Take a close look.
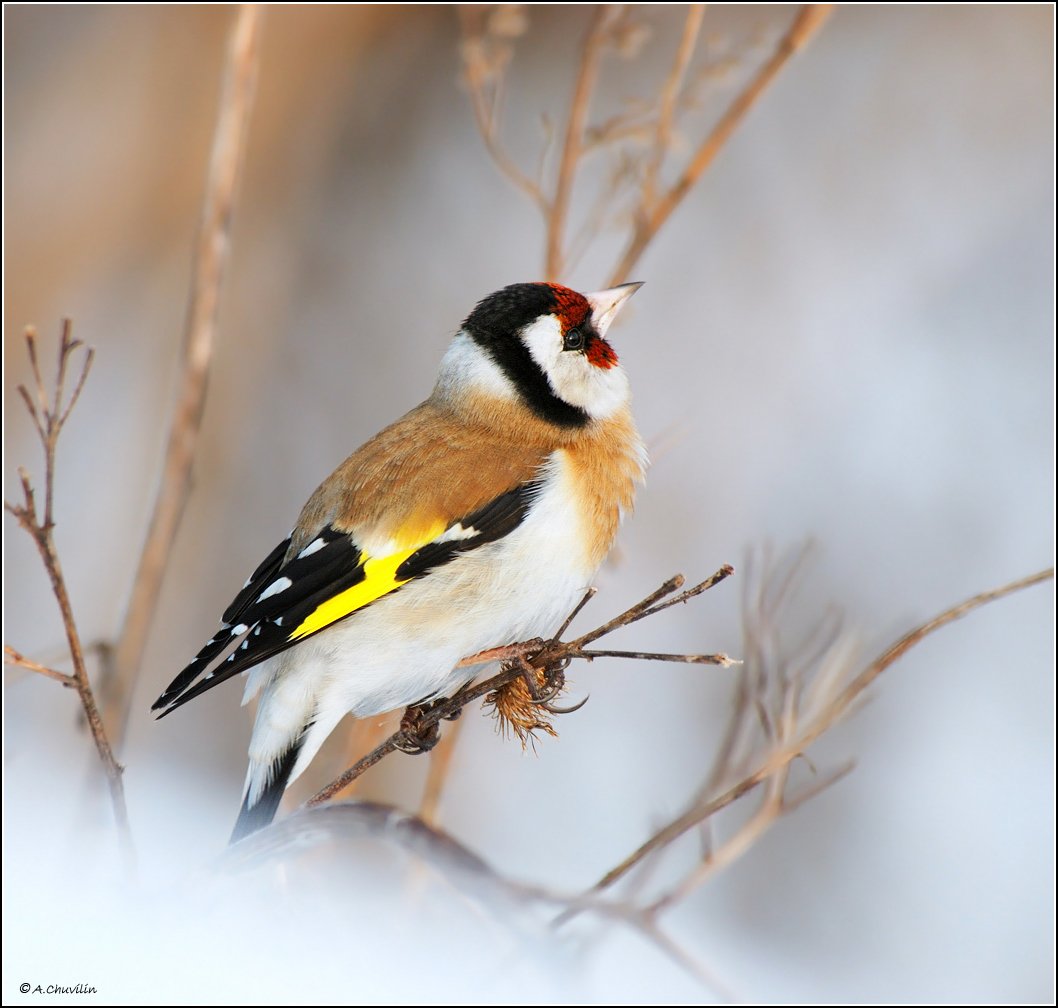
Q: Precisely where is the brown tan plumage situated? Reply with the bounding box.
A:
[153,281,646,843]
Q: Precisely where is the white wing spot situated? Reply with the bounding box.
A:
[298,537,327,559]
[274,617,284,627]
[256,577,293,602]
[231,623,248,636]
[438,523,480,544]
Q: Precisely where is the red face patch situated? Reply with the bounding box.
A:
[546,282,619,369]
[585,336,618,369]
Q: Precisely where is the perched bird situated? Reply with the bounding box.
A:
[153,281,646,842]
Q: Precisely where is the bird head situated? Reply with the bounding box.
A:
[438,281,642,428]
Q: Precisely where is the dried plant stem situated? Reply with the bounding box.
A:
[463,54,547,211]
[546,5,617,279]
[5,645,76,686]
[608,4,833,285]
[4,324,133,864]
[648,762,792,916]
[104,3,262,744]
[586,566,1053,900]
[334,714,397,799]
[462,6,833,285]
[306,567,736,807]
[640,4,706,210]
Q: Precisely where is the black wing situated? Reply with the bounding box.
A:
[152,481,540,718]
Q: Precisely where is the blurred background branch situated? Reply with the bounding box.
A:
[3,324,133,865]
[575,561,1054,911]
[218,563,1052,987]
[101,4,263,746]
[459,4,833,283]
[3,5,1052,1001]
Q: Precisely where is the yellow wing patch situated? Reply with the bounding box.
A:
[288,524,444,641]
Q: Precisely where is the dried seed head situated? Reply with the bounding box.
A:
[485,667,559,747]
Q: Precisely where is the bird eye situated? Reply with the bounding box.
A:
[563,327,585,351]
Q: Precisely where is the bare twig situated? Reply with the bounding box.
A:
[568,564,733,650]
[4,324,134,863]
[459,5,832,288]
[546,5,617,279]
[578,648,734,665]
[305,567,737,806]
[567,574,685,647]
[334,714,397,800]
[582,566,1053,901]
[609,5,833,284]
[103,3,263,744]
[645,759,855,917]
[555,586,598,639]
[458,7,547,213]
[640,4,706,211]
[5,645,76,687]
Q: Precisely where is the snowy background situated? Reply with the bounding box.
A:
[4,6,1053,1004]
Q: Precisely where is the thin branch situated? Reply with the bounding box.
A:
[103,3,263,745]
[641,4,706,211]
[569,564,733,650]
[554,586,598,640]
[5,645,76,687]
[307,734,405,805]
[334,714,396,799]
[608,4,833,285]
[546,5,616,279]
[563,151,638,275]
[456,638,545,669]
[780,758,855,813]
[465,72,549,213]
[568,575,686,649]
[583,566,1053,899]
[306,568,737,806]
[637,563,736,621]
[458,8,548,213]
[4,325,134,865]
[647,763,791,917]
[578,648,736,665]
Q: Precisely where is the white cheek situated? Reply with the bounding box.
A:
[522,316,629,419]
[521,315,564,377]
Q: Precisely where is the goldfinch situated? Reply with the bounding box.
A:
[153,281,646,842]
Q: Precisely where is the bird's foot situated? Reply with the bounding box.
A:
[395,701,442,754]
[518,655,587,714]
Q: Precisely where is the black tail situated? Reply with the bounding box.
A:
[229,738,304,845]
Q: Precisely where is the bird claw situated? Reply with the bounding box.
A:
[395,703,441,754]
[515,657,587,715]
[532,678,565,705]
[527,659,570,706]
[540,693,590,715]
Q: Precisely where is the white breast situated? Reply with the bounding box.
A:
[245,450,602,791]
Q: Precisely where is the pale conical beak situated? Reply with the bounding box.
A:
[586,282,643,338]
